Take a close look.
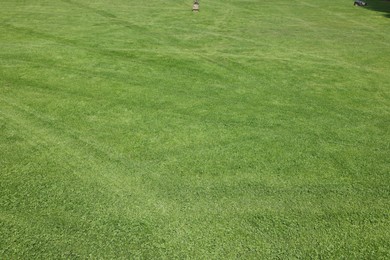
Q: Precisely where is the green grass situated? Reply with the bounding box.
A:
[1,0,389,258]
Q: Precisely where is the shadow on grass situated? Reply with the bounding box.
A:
[364,0,390,18]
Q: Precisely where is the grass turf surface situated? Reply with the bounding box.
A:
[0,0,389,258]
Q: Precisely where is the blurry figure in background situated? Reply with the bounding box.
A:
[193,0,199,12]
[354,0,367,6]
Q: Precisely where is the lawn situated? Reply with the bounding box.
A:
[0,0,389,258]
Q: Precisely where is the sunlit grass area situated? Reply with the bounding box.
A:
[0,0,389,258]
